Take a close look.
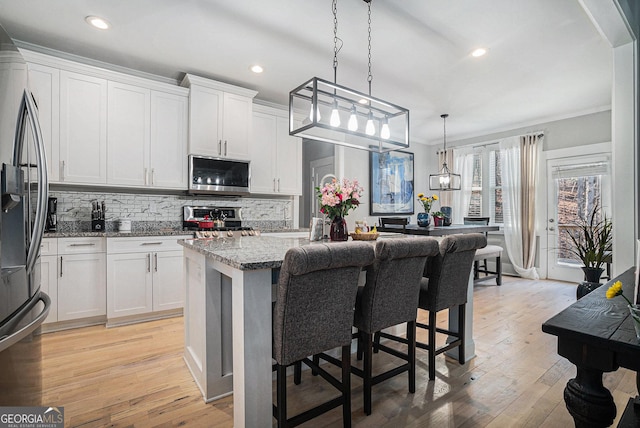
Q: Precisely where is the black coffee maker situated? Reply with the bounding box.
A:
[46,197,57,232]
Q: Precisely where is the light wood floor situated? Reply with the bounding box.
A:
[41,276,639,427]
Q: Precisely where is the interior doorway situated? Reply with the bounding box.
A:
[546,154,611,282]
[310,156,335,218]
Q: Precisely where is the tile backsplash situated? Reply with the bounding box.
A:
[50,190,294,232]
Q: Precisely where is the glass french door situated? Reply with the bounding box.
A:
[546,155,611,282]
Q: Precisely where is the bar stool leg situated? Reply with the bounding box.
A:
[342,345,352,428]
[363,332,373,415]
[276,364,287,427]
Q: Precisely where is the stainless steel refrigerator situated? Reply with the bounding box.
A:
[0,23,51,405]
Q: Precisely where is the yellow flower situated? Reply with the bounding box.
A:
[606,281,622,299]
[433,195,439,201]
[606,280,633,306]
[417,193,424,198]
[421,197,428,202]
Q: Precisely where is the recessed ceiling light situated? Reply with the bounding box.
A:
[85,16,111,30]
[471,48,487,58]
[250,65,264,74]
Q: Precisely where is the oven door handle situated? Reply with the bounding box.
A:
[0,292,50,353]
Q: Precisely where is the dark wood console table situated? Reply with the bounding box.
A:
[542,267,640,427]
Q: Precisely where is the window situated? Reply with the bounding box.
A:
[466,147,503,224]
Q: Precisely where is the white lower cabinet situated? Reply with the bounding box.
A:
[57,237,107,321]
[107,236,190,321]
[40,238,59,324]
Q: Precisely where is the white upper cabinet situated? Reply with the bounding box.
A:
[250,105,302,195]
[59,70,108,184]
[26,63,59,182]
[181,74,257,159]
[150,91,188,189]
[23,50,189,190]
[107,81,150,186]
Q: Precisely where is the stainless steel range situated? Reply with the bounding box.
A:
[183,206,259,238]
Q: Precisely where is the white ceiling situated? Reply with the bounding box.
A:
[0,0,614,145]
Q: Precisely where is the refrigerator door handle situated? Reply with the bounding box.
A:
[0,292,50,353]
[16,90,49,275]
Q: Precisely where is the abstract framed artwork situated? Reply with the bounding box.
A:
[369,150,415,215]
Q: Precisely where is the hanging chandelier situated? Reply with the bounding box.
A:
[429,114,461,191]
[289,0,409,153]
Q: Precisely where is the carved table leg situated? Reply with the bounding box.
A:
[564,367,616,427]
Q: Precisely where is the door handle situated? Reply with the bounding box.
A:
[147,253,151,273]
[218,140,222,155]
[59,256,63,277]
[224,140,228,156]
[154,253,158,272]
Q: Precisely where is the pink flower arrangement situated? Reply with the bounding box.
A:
[316,178,363,219]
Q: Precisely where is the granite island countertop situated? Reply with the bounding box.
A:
[179,235,313,270]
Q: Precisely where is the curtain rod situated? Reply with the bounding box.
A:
[440,131,545,151]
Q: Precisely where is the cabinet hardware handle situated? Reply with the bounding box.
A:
[273,178,276,192]
[224,141,227,156]
[144,167,148,186]
[141,242,163,246]
[154,253,158,272]
[218,140,222,155]
[147,253,151,272]
[151,168,155,186]
[69,243,96,247]
[59,256,63,278]
[277,178,280,192]
[61,160,65,181]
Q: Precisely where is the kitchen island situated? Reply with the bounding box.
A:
[179,234,477,427]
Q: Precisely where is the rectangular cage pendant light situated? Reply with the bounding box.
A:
[289,77,409,153]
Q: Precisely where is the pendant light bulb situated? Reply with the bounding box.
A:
[330,101,341,127]
[380,117,390,139]
[365,112,375,136]
[348,105,358,131]
[309,104,321,122]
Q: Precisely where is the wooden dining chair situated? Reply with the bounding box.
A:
[272,242,375,428]
[463,217,503,285]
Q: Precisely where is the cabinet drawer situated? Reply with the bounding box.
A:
[40,238,58,256]
[58,237,106,254]
[107,236,191,254]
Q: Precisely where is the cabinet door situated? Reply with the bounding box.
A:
[153,250,184,311]
[250,111,277,194]
[107,81,150,186]
[59,71,107,184]
[150,91,188,189]
[275,116,302,195]
[40,255,58,324]
[57,252,106,321]
[188,85,222,156]
[107,252,153,318]
[222,92,252,159]
[26,63,60,182]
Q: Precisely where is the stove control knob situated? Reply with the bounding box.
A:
[212,231,219,238]
[248,230,255,236]
[227,230,234,237]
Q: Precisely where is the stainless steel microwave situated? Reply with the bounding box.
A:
[188,155,251,195]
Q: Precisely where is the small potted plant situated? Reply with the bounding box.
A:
[431,211,445,226]
[563,204,612,298]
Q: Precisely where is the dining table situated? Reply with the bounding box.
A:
[376,222,500,361]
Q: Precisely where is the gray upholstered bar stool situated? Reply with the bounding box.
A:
[463,217,503,285]
[349,237,439,415]
[272,242,375,428]
[417,233,486,380]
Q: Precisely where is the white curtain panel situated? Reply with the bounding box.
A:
[451,146,475,224]
[500,135,541,279]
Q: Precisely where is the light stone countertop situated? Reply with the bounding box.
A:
[44,230,194,238]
